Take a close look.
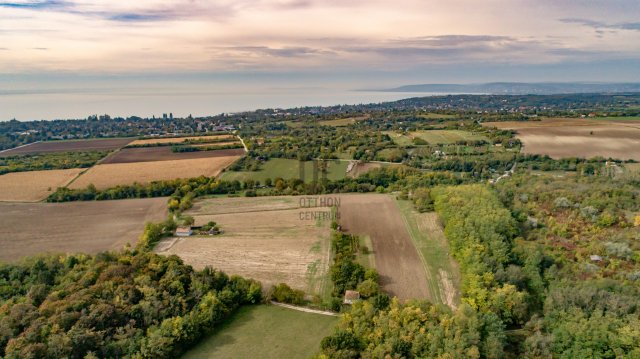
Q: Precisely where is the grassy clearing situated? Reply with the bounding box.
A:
[221,158,348,183]
[396,199,460,308]
[355,235,375,269]
[385,130,488,146]
[182,305,338,359]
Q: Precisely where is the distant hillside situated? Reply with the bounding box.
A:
[381,82,640,95]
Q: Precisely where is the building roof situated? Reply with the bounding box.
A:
[176,227,192,234]
[344,290,360,302]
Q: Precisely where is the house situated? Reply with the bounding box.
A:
[343,290,360,305]
[176,227,193,237]
[590,255,603,262]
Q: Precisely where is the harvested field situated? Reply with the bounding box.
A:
[337,194,430,300]
[0,198,167,262]
[127,135,234,146]
[0,168,84,202]
[70,156,241,189]
[101,147,245,164]
[484,118,640,160]
[0,138,132,157]
[156,196,333,294]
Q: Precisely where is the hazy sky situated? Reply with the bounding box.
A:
[1,0,640,119]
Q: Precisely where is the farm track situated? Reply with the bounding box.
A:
[270,302,339,317]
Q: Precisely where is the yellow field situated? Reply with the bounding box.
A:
[0,168,84,202]
[70,156,241,190]
[128,135,235,146]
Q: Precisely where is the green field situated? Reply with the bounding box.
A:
[418,113,458,119]
[221,158,348,183]
[385,130,489,146]
[182,305,338,359]
[396,200,460,307]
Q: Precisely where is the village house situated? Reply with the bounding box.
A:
[176,227,193,237]
[343,290,360,305]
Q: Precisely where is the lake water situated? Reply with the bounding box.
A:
[0,87,433,121]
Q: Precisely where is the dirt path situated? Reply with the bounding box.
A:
[337,194,430,301]
[270,301,339,317]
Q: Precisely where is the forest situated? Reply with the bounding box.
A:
[320,175,640,358]
[0,251,262,358]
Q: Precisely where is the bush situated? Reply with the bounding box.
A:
[271,283,305,305]
[356,279,379,298]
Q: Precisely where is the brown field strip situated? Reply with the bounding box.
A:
[0,198,167,262]
[0,168,84,202]
[70,156,241,189]
[127,135,235,146]
[337,193,430,300]
[484,118,640,160]
[0,138,132,156]
[156,196,332,293]
[101,147,245,164]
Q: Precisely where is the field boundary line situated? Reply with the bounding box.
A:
[0,141,40,155]
[270,301,339,317]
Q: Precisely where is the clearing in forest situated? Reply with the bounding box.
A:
[182,305,338,359]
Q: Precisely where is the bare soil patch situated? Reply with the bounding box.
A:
[337,194,430,300]
[101,147,245,164]
[156,196,332,294]
[70,156,241,189]
[0,138,132,157]
[0,198,167,262]
[0,168,84,202]
[484,118,640,160]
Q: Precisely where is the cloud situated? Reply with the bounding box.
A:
[0,0,236,23]
[560,17,640,32]
[0,0,70,10]
[217,46,333,58]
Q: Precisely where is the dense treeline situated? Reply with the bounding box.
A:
[0,251,261,358]
[320,300,506,359]
[47,167,469,206]
[494,174,640,357]
[0,151,108,175]
[432,185,530,326]
[170,143,243,152]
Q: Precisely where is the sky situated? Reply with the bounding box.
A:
[1,0,640,119]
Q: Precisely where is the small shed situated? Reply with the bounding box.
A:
[590,255,603,262]
[344,290,360,305]
[176,227,193,237]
